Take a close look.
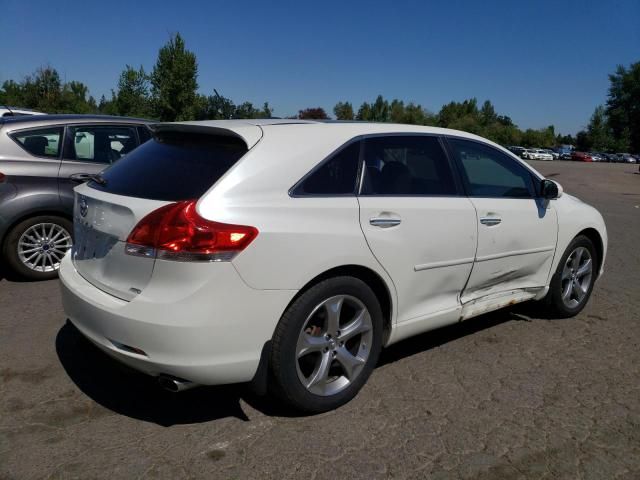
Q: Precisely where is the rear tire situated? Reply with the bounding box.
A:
[270,276,383,413]
[544,235,597,318]
[2,215,73,281]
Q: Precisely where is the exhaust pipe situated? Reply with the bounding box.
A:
[157,374,197,392]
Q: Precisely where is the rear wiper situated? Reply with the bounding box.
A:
[70,173,108,185]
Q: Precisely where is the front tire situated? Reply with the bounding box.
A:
[270,276,383,413]
[544,235,597,318]
[2,215,73,280]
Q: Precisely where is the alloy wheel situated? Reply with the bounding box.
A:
[17,223,72,273]
[560,246,593,309]
[295,295,373,396]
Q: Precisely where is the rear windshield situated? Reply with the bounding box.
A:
[89,131,247,201]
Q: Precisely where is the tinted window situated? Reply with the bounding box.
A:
[89,131,247,201]
[449,138,535,198]
[138,126,152,144]
[68,126,138,164]
[12,127,63,158]
[293,141,361,195]
[360,135,456,195]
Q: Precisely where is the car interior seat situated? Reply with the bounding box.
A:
[23,136,48,156]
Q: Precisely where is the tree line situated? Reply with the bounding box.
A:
[1,33,637,152]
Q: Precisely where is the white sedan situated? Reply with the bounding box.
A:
[60,120,607,412]
[523,148,554,160]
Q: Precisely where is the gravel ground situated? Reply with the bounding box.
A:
[1,160,639,479]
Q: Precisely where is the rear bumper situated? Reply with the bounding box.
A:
[59,254,296,386]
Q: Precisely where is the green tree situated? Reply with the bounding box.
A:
[298,107,329,119]
[586,106,613,151]
[98,94,117,115]
[150,33,198,121]
[234,101,271,119]
[575,130,592,152]
[556,133,575,146]
[113,65,151,117]
[606,61,640,152]
[356,101,372,121]
[480,100,497,125]
[0,80,25,106]
[333,101,354,120]
[438,98,479,127]
[60,81,96,113]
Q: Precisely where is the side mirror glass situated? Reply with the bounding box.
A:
[541,179,562,199]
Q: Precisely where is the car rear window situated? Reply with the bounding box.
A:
[88,131,247,201]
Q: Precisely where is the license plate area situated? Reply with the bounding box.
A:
[72,220,119,261]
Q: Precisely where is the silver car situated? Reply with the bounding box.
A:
[0,114,151,280]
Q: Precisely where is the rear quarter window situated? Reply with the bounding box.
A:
[11,127,63,158]
[89,131,247,201]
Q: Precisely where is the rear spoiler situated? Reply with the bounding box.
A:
[149,122,263,149]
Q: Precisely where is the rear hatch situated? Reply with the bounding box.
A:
[71,125,256,300]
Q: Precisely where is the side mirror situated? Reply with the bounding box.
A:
[541,179,562,199]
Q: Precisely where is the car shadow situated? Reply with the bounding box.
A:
[56,321,252,425]
[0,264,43,283]
[56,304,539,425]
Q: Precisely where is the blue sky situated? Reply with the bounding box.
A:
[2,0,638,134]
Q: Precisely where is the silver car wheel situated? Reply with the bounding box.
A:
[17,222,72,273]
[560,246,593,309]
[295,295,373,396]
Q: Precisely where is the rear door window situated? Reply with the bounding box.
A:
[67,125,138,164]
[89,131,247,201]
[360,135,457,195]
[12,127,63,158]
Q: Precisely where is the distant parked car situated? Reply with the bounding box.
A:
[523,149,553,161]
[618,153,637,163]
[0,114,152,279]
[0,106,46,117]
[571,152,593,162]
[508,146,526,157]
[542,149,559,160]
[589,153,604,162]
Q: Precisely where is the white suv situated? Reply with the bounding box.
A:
[60,120,607,412]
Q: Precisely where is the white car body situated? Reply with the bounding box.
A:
[60,120,607,394]
[527,149,554,161]
[544,149,560,160]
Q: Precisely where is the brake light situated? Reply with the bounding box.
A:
[0,172,5,183]
[125,200,258,262]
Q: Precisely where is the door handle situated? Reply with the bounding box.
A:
[370,217,401,228]
[69,173,93,183]
[480,217,502,226]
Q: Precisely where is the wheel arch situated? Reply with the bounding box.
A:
[285,264,394,345]
[1,209,72,245]
[249,264,394,396]
[577,227,604,275]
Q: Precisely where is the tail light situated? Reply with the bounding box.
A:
[0,172,5,183]
[125,200,258,262]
